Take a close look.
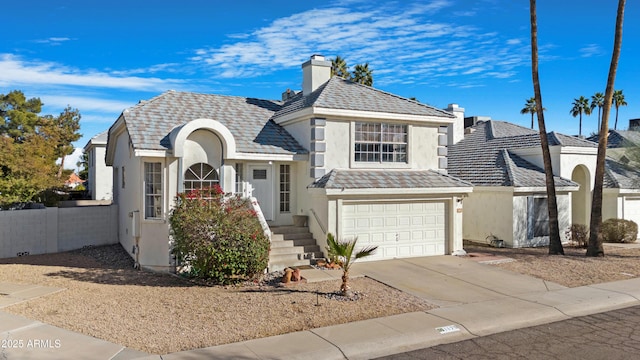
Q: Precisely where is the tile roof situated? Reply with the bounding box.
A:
[120,91,307,155]
[588,129,640,148]
[273,77,456,119]
[309,169,472,189]
[604,159,640,189]
[448,120,580,188]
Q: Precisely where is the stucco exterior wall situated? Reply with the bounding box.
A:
[88,145,113,201]
[411,125,439,170]
[0,205,118,259]
[602,191,620,221]
[463,189,514,245]
[324,120,350,169]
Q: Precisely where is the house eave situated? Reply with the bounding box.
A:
[323,186,473,196]
[231,152,309,162]
[275,106,455,126]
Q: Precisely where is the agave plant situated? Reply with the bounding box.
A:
[326,233,378,298]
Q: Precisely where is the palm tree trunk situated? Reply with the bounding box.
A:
[614,106,619,130]
[531,113,534,129]
[588,0,625,257]
[579,113,583,137]
[341,270,352,297]
[598,107,602,133]
[530,0,564,255]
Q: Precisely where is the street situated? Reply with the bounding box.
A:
[377,305,640,360]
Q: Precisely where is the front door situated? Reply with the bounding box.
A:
[248,165,273,220]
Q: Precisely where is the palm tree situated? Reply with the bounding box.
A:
[331,56,349,78]
[591,92,605,133]
[521,97,545,129]
[588,0,626,257]
[352,63,373,86]
[613,89,628,129]
[530,0,564,255]
[570,96,592,137]
[326,233,377,298]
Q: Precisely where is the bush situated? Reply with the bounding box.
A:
[565,224,589,248]
[169,186,270,284]
[600,219,638,243]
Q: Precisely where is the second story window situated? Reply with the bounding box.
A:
[354,122,407,163]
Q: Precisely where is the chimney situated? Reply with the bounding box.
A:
[302,55,331,96]
[281,88,296,101]
[446,103,465,145]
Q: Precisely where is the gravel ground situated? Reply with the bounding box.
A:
[2,242,639,354]
[0,245,434,354]
[464,242,640,287]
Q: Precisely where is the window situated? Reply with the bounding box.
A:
[144,162,162,219]
[184,163,219,193]
[235,163,244,194]
[279,164,290,212]
[528,197,549,238]
[354,122,407,163]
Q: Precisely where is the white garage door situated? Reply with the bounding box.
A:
[625,199,640,239]
[341,201,447,261]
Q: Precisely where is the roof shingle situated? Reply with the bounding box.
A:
[310,169,472,189]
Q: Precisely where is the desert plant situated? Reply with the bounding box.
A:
[600,218,638,243]
[169,186,270,284]
[326,233,378,298]
[565,224,589,248]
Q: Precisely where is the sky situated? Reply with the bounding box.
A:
[2,0,639,171]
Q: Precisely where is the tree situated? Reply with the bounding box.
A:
[352,63,373,86]
[530,0,564,255]
[331,55,349,78]
[45,106,82,178]
[570,96,592,138]
[591,92,605,133]
[0,90,43,142]
[521,97,545,129]
[0,90,81,206]
[613,89,628,130]
[588,0,626,257]
[326,233,377,298]
[77,152,89,181]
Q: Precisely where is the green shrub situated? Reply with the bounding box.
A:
[601,219,638,243]
[169,186,270,284]
[565,224,589,248]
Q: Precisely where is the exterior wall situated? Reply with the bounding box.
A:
[602,191,620,221]
[512,192,571,247]
[0,205,118,259]
[411,125,439,170]
[88,145,113,200]
[463,189,514,245]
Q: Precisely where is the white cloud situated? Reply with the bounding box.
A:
[0,54,184,91]
[57,147,84,171]
[41,95,131,113]
[580,44,603,58]
[191,2,530,88]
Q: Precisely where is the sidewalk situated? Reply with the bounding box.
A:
[2,256,640,359]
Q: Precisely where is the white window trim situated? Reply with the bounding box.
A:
[143,161,164,222]
[350,121,411,169]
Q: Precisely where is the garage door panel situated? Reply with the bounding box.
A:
[342,201,447,260]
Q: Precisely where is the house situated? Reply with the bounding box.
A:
[83,130,113,201]
[105,55,472,272]
[64,172,85,189]
[448,119,640,247]
[586,126,640,165]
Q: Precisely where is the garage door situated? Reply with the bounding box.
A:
[625,199,640,239]
[341,201,447,261]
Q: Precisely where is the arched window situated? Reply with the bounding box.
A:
[184,163,219,192]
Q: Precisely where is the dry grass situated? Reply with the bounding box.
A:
[464,242,640,287]
[0,245,433,354]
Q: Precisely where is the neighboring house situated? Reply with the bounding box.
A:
[83,130,113,201]
[587,127,640,165]
[65,172,85,189]
[449,120,640,247]
[105,55,472,271]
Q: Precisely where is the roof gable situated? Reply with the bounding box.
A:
[117,91,307,155]
[448,121,581,188]
[273,77,455,120]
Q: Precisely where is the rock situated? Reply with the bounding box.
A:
[282,268,293,283]
[292,268,301,282]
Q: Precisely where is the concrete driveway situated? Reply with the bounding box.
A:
[354,255,567,307]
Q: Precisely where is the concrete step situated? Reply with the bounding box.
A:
[270,244,322,255]
[270,226,309,234]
